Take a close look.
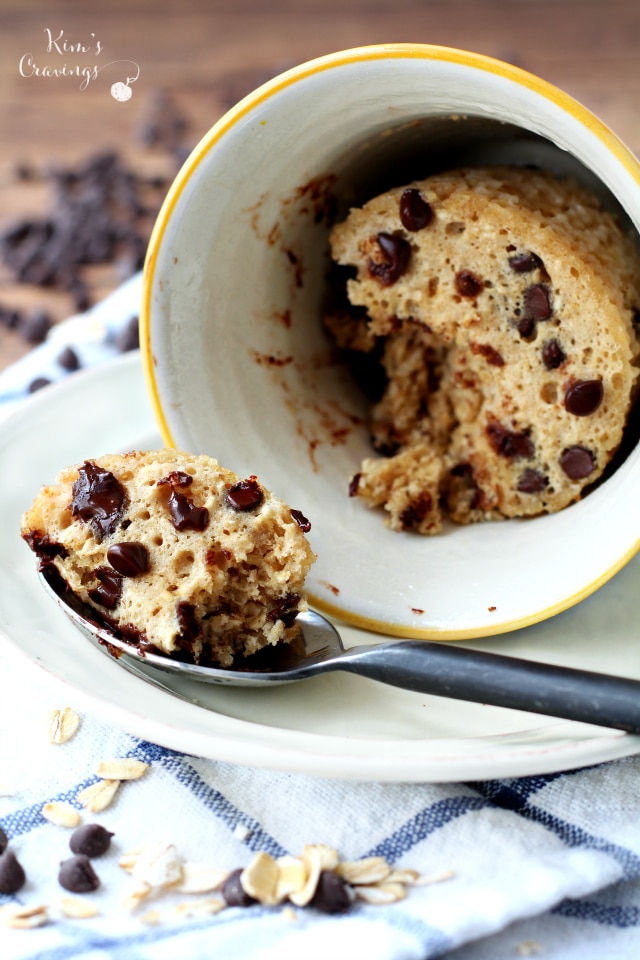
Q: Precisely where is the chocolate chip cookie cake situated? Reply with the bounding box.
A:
[327,166,640,533]
[21,450,315,665]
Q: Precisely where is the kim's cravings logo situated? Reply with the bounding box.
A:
[19,28,140,101]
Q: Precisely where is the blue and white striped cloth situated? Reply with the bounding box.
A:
[1,279,640,959]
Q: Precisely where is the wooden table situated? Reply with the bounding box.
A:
[1,0,639,371]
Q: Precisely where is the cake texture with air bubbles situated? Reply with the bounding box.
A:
[327,166,640,533]
[21,449,316,665]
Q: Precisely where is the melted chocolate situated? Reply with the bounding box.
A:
[88,566,122,610]
[157,472,209,531]
[226,477,264,511]
[71,461,126,541]
[107,541,149,577]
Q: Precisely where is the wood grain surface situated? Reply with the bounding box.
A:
[1,0,639,371]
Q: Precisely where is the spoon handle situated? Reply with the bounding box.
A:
[339,642,640,733]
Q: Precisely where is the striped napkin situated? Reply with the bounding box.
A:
[1,278,640,959]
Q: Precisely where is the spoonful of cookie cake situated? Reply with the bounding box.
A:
[22,449,640,734]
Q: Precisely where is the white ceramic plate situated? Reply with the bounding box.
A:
[2,352,640,782]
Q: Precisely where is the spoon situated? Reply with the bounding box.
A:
[39,569,640,733]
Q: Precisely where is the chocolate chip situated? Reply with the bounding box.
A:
[58,854,100,893]
[107,542,149,577]
[19,308,52,343]
[486,422,534,460]
[71,461,127,541]
[0,304,21,328]
[517,468,548,493]
[222,868,257,907]
[564,379,603,416]
[177,602,200,642]
[57,345,80,371]
[157,472,209,531]
[542,339,566,370]
[290,509,311,532]
[166,489,209,531]
[508,251,544,273]
[515,316,536,339]
[69,823,113,858]
[88,566,122,609]
[28,377,52,393]
[399,189,433,231]
[399,490,433,530]
[115,315,140,353]
[523,284,551,321]
[560,445,596,480]
[0,850,26,894]
[367,233,411,286]
[348,473,362,497]
[226,477,264,511]
[309,869,352,914]
[0,827,8,855]
[266,594,301,628]
[455,270,483,298]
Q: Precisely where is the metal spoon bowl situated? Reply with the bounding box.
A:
[39,569,640,734]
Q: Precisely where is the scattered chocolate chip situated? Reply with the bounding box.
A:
[222,868,257,907]
[486,422,534,460]
[226,477,264,511]
[0,850,26,894]
[560,445,596,480]
[115,315,140,353]
[28,377,52,393]
[71,461,127,541]
[19,308,52,343]
[523,283,551,321]
[399,189,433,231]
[508,251,544,273]
[309,869,352,914]
[88,566,122,609]
[107,542,149,577]
[348,473,361,497]
[69,823,113,858]
[517,468,548,493]
[57,345,80,371]
[542,339,566,370]
[564,379,603,416]
[136,89,189,152]
[368,233,411,286]
[0,826,8,855]
[470,342,505,366]
[399,490,433,530]
[290,509,311,532]
[0,304,20,328]
[58,854,100,893]
[454,270,483,298]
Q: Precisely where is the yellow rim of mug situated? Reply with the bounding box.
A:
[140,42,640,641]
